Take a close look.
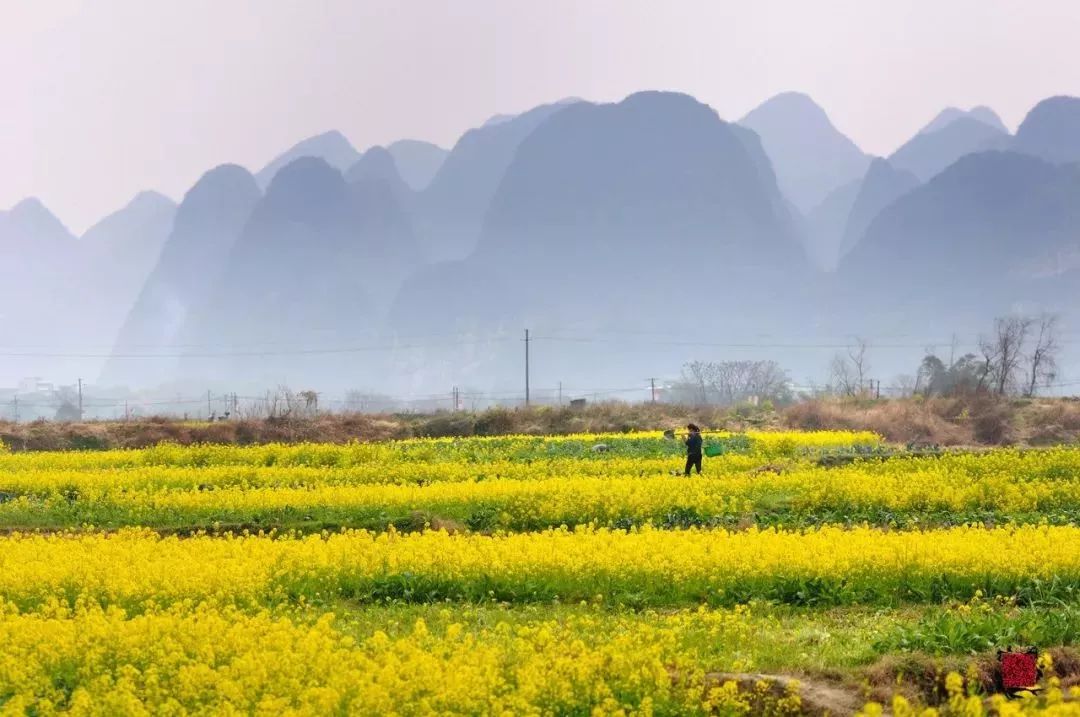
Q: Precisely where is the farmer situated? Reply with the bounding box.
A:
[684,423,703,476]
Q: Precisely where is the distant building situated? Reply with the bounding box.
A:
[18,377,55,395]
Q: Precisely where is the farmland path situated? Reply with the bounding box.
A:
[704,672,873,716]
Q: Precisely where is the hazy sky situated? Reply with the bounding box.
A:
[5,0,1080,233]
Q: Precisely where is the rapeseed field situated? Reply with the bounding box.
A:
[2,430,1079,714]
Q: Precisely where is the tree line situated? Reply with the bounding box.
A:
[671,313,1063,407]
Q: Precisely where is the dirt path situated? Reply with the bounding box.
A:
[704,672,873,716]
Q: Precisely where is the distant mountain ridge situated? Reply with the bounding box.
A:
[345,146,414,213]
[839,151,1080,327]
[889,116,1008,181]
[396,91,807,341]
[101,165,261,387]
[7,89,1080,394]
[0,197,77,335]
[739,92,871,212]
[387,91,812,388]
[919,106,1008,135]
[412,98,583,262]
[174,157,418,389]
[385,140,447,190]
[1013,96,1080,164]
[839,158,919,258]
[255,130,361,189]
[804,179,863,271]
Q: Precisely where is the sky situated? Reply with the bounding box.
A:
[5,0,1080,234]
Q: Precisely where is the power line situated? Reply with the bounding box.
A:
[0,329,522,352]
[0,337,515,359]
[5,330,1080,359]
[532,335,1079,350]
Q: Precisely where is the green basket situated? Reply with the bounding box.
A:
[703,444,725,458]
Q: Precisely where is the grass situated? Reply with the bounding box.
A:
[326,601,1080,697]
[326,602,894,676]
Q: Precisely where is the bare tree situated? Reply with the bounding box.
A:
[681,361,711,404]
[848,337,869,393]
[975,338,997,394]
[891,374,917,398]
[711,360,789,404]
[829,338,869,396]
[746,361,790,401]
[1025,314,1060,397]
[344,390,396,413]
[979,316,1033,396]
[298,390,319,416]
[829,353,857,396]
[673,360,791,405]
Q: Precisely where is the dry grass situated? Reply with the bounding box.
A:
[0,403,758,452]
[2,397,1078,452]
[863,647,1080,705]
[783,396,1080,447]
[863,652,998,705]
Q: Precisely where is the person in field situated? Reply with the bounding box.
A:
[684,423,703,476]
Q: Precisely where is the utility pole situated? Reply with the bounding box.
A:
[452,386,460,411]
[124,400,130,421]
[524,329,530,407]
[558,381,562,406]
[648,378,657,404]
[77,378,83,420]
[207,390,213,419]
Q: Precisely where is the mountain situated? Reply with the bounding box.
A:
[0,198,76,305]
[804,179,863,271]
[1013,96,1080,164]
[739,92,871,212]
[3,197,72,237]
[77,191,176,338]
[0,198,78,383]
[920,106,1008,135]
[482,113,516,128]
[476,91,804,278]
[345,146,413,211]
[730,123,799,221]
[81,191,175,276]
[1,197,76,297]
[390,92,811,389]
[479,99,581,129]
[385,139,448,191]
[100,165,261,387]
[0,193,177,386]
[413,99,582,262]
[405,92,802,331]
[383,259,523,392]
[889,116,1007,181]
[838,158,919,258]
[255,130,361,189]
[175,157,418,388]
[839,151,1080,327]
[0,197,74,263]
